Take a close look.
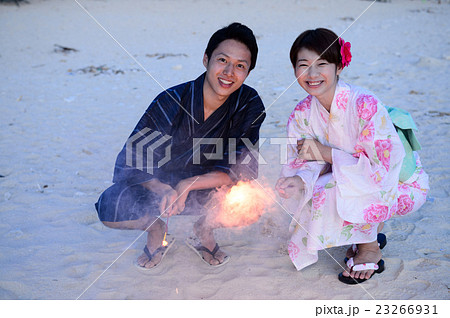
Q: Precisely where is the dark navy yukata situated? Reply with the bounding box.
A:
[95,73,266,222]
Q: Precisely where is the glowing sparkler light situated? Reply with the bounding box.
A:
[162,231,168,247]
[225,183,251,207]
[212,181,274,227]
[161,217,169,246]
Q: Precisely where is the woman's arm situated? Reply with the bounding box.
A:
[297,139,333,164]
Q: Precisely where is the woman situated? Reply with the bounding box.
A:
[275,28,429,284]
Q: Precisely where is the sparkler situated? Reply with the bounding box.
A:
[211,181,274,227]
[162,216,169,246]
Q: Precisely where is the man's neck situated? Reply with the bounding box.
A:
[203,97,224,121]
[202,83,228,121]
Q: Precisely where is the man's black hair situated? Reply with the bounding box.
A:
[204,22,258,71]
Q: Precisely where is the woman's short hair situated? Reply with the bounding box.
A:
[205,22,258,72]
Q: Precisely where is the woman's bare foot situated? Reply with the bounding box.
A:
[193,216,227,266]
[345,222,385,260]
[136,219,166,269]
[345,244,357,260]
[342,240,382,280]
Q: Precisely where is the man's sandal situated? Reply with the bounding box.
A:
[135,235,175,270]
[186,236,230,267]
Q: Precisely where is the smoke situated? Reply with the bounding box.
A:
[206,180,275,228]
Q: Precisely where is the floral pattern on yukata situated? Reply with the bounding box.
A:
[281,81,430,270]
[359,121,375,142]
[335,90,349,110]
[374,139,393,171]
[363,204,392,223]
[357,94,378,121]
[287,95,312,127]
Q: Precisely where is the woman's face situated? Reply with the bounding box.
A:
[294,47,342,109]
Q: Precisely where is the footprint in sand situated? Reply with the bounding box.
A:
[95,277,129,291]
[410,258,441,272]
[0,281,28,299]
[379,258,404,282]
[387,221,415,241]
[260,217,285,238]
[375,278,431,300]
[72,212,99,225]
[0,287,18,299]
[4,229,24,239]
[0,223,11,236]
[407,279,431,292]
[299,264,325,282]
[416,248,446,260]
[62,254,92,278]
[65,263,91,279]
[184,277,221,299]
[398,278,433,300]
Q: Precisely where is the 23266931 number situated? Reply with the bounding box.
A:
[375,305,438,315]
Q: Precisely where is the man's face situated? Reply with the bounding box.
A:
[203,39,251,101]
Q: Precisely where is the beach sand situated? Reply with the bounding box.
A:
[0,0,449,300]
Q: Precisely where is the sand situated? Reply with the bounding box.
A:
[0,0,449,300]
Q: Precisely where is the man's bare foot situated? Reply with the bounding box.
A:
[342,240,382,280]
[136,220,166,269]
[193,217,228,266]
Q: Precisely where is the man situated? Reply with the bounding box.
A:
[95,22,266,268]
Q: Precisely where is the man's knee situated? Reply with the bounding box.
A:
[101,220,121,229]
[100,216,161,231]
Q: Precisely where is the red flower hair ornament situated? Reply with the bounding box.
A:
[338,37,352,68]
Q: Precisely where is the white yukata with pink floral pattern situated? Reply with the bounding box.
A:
[281,81,429,271]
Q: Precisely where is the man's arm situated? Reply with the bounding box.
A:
[171,171,233,214]
[141,178,174,195]
[176,171,233,193]
[141,171,233,217]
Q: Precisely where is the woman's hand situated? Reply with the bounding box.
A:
[297,139,333,164]
[275,176,305,199]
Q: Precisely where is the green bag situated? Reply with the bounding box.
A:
[385,106,421,182]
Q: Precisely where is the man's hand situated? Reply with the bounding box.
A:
[141,179,182,217]
[275,176,304,199]
[143,172,233,217]
[297,139,333,164]
[173,180,192,214]
[159,187,181,217]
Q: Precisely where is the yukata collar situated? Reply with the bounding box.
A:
[329,80,350,111]
[309,80,349,114]
[334,79,350,96]
[195,71,243,117]
[192,71,234,124]
[195,72,206,89]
